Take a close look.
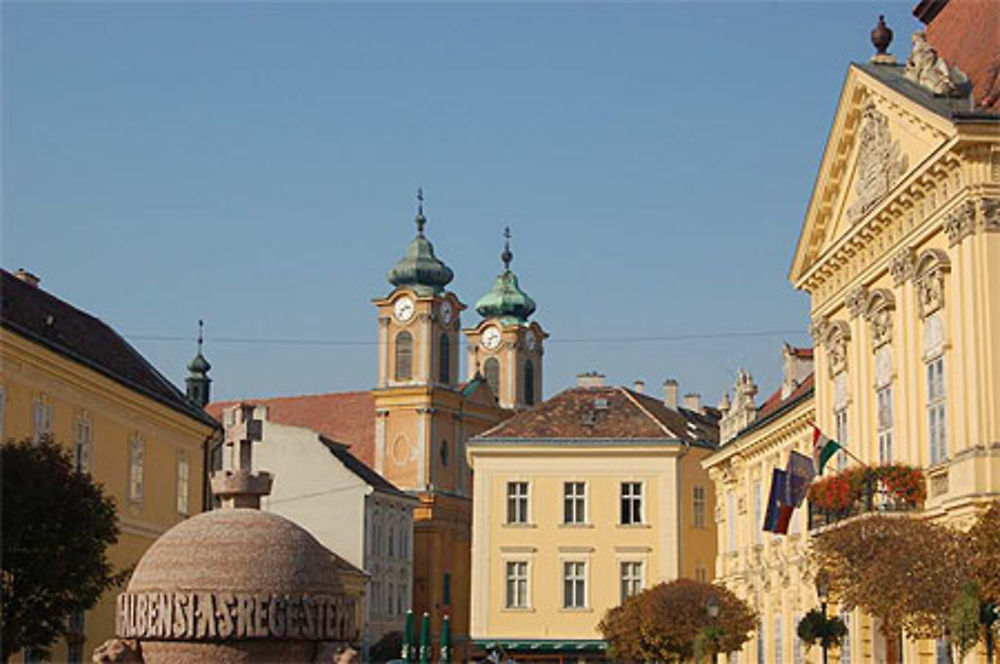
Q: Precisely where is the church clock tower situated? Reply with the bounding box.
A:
[465,228,547,410]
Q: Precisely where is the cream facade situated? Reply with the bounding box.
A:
[0,269,218,663]
[468,380,719,661]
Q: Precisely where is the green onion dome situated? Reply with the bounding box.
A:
[387,194,454,294]
[475,228,536,321]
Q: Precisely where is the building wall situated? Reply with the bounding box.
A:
[469,442,718,646]
[0,330,213,663]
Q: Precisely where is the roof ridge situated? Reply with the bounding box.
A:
[619,387,678,438]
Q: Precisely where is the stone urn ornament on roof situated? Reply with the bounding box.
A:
[94,404,363,664]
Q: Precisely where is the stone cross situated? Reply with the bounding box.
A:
[224,403,263,472]
[212,403,272,509]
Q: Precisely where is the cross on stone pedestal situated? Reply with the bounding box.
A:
[224,403,263,472]
[211,403,272,509]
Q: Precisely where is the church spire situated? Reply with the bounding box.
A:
[475,227,536,321]
[186,319,212,408]
[386,188,454,294]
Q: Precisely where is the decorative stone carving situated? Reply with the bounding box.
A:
[845,285,869,318]
[93,639,142,663]
[904,31,970,97]
[720,369,758,444]
[809,318,829,345]
[914,249,951,319]
[823,321,851,378]
[890,247,915,286]
[981,197,1000,232]
[864,289,895,349]
[847,102,909,224]
[945,200,976,246]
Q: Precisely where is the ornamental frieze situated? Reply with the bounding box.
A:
[945,200,976,246]
[846,101,909,224]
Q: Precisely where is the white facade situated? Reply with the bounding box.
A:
[223,405,416,653]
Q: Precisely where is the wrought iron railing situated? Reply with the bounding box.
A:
[808,475,922,530]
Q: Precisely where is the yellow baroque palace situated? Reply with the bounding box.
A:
[1,269,220,663]
[706,17,1000,664]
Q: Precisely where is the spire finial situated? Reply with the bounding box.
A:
[415,187,426,235]
[501,226,513,271]
[197,319,204,353]
[870,14,895,64]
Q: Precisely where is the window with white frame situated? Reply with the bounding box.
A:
[774,615,783,663]
[505,561,528,608]
[563,561,586,608]
[506,481,529,524]
[33,396,52,444]
[620,482,643,525]
[564,481,586,524]
[877,385,893,465]
[757,618,765,664]
[927,356,947,465]
[620,561,642,601]
[128,434,145,503]
[793,613,804,664]
[727,491,735,551]
[835,407,849,470]
[176,453,190,514]
[840,611,852,664]
[74,412,92,473]
[753,480,762,545]
[693,485,706,528]
[934,637,949,664]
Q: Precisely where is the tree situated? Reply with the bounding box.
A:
[811,514,968,643]
[598,579,757,662]
[1,438,121,662]
[967,500,1000,607]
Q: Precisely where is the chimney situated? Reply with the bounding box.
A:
[663,379,678,410]
[633,380,645,394]
[684,393,703,413]
[577,371,605,388]
[15,269,40,288]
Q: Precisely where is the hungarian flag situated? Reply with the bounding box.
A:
[811,424,842,474]
[763,468,795,535]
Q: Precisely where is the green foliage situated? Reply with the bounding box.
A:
[599,579,757,663]
[796,609,848,650]
[948,583,981,660]
[1,437,121,662]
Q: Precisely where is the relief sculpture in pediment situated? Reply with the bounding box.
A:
[847,101,908,224]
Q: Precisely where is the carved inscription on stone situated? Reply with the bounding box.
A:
[847,102,909,224]
[115,592,358,642]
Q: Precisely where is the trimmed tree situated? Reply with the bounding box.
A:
[599,578,757,662]
[1,438,121,662]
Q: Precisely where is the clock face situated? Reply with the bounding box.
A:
[393,296,415,322]
[482,326,502,350]
[440,300,453,324]
[525,330,537,351]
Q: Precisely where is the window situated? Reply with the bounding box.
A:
[440,439,449,467]
[927,356,947,464]
[74,412,92,473]
[793,614,804,664]
[835,408,849,470]
[620,561,642,601]
[395,331,413,381]
[753,481,762,545]
[67,611,86,664]
[563,561,586,608]
[934,637,949,664]
[563,482,586,524]
[757,619,765,664]
[524,360,535,406]
[484,357,500,397]
[0,386,6,440]
[388,527,395,557]
[693,485,707,528]
[176,453,190,514]
[877,385,893,465]
[505,561,528,608]
[695,565,707,583]
[443,572,451,605]
[839,611,852,664]
[774,615,783,663]
[129,434,145,503]
[727,491,735,551]
[32,397,52,444]
[620,482,643,525]
[507,481,528,524]
[439,334,450,384]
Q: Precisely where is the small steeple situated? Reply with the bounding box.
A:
[185,320,212,408]
[475,227,536,321]
[386,188,455,294]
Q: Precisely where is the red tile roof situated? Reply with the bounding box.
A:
[207,391,376,466]
[790,347,814,359]
[478,386,719,445]
[754,373,815,421]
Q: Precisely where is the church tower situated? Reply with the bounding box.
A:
[465,228,547,410]
[185,320,212,408]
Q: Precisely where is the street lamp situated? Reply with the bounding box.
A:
[706,594,720,664]
[815,571,831,664]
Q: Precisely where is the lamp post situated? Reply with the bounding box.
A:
[816,571,831,664]
[706,594,720,664]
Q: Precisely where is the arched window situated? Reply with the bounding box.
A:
[395,331,413,381]
[440,439,449,466]
[439,334,450,384]
[484,357,500,397]
[524,360,535,406]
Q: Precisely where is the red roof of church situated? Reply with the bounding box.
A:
[207,391,376,466]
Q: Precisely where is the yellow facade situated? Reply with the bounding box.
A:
[1,279,217,662]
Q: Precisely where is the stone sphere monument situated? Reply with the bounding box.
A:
[95,404,364,663]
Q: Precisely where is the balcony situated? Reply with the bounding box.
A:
[807,464,926,530]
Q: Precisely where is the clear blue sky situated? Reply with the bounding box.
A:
[2,2,924,405]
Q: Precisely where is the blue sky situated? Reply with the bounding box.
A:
[2,2,925,405]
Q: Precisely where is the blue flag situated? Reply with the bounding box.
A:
[786,450,816,508]
[763,468,794,534]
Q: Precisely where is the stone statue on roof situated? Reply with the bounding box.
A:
[904,30,969,97]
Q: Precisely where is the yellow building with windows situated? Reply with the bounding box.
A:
[468,374,719,662]
[0,268,219,663]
